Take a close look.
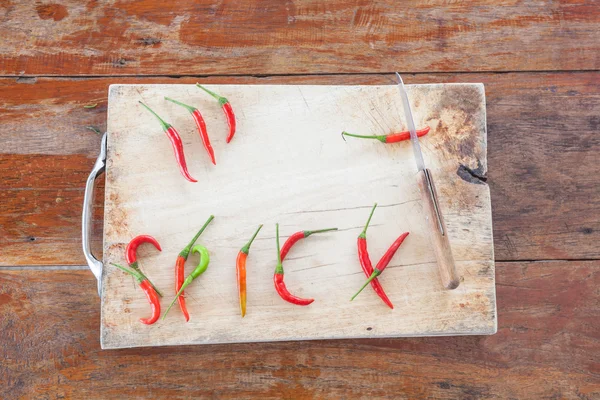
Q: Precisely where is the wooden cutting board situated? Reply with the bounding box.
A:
[102,83,495,349]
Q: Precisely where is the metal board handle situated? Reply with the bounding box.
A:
[82,132,107,296]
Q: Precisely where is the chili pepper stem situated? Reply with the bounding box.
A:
[139,101,170,131]
[341,131,386,143]
[275,223,284,274]
[351,270,381,301]
[241,224,263,254]
[196,84,229,105]
[359,203,377,239]
[164,97,197,114]
[304,227,338,237]
[163,277,192,319]
[111,262,145,282]
[180,215,215,259]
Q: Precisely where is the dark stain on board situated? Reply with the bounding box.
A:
[36,3,68,21]
[457,160,488,185]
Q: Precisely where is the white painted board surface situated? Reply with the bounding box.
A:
[102,83,495,349]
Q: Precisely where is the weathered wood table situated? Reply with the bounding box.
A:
[1,1,598,398]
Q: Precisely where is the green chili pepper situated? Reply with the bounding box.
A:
[163,244,210,319]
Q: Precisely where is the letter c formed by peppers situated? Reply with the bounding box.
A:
[273,224,312,306]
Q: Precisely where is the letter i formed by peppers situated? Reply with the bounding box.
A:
[172,215,214,321]
[164,97,216,165]
[236,224,263,318]
[163,244,210,320]
[196,84,236,143]
[139,101,197,183]
[111,262,161,325]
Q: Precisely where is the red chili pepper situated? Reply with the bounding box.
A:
[111,262,161,325]
[164,97,216,165]
[174,215,215,321]
[374,232,410,273]
[342,126,430,143]
[356,203,394,309]
[125,235,162,296]
[139,101,197,183]
[236,224,263,318]
[273,223,314,306]
[196,84,236,143]
[352,231,410,301]
[280,228,338,261]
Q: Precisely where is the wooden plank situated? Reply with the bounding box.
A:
[0,73,598,265]
[101,83,493,347]
[0,1,598,76]
[1,261,598,398]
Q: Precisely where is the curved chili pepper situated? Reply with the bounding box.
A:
[125,235,162,296]
[273,223,314,306]
[342,126,430,143]
[174,215,215,321]
[164,97,216,165]
[111,262,160,325]
[352,231,410,301]
[164,244,210,319]
[356,203,394,309]
[139,101,197,183]
[280,228,338,261]
[236,224,263,317]
[196,84,236,143]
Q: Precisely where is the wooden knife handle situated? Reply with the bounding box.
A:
[417,169,460,290]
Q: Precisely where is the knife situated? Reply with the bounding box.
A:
[395,73,459,290]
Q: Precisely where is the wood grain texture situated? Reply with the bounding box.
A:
[1,261,598,398]
[1,72,598,265]
[0,1,598,76]
[101,83,493,347]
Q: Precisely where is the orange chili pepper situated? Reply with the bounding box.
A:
[235,224,263,317]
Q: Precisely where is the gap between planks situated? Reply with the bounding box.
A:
[3,258,600,271]
[2,69,600,81]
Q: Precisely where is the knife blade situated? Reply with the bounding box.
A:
[396,72,426,172]
[395,73,459,290]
